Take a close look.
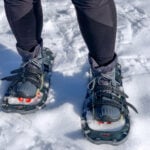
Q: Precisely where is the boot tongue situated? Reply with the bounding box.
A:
[89,55,117,76]
[97,68,116,86]
[17,45,41,62]
[17,45,42,70]
[89,55,117,86]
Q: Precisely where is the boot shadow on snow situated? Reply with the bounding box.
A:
[46,64,89,140]
[46,62,88,116]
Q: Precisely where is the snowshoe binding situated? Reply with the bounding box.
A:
[1,45,54,113]
[81,55,138,145]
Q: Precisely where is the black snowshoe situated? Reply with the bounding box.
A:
[1,45,54,113]
[81,55,138,145]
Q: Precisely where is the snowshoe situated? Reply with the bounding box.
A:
[1,45,54,114]
[81,55,138,145]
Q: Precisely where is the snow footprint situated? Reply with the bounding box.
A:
[117,1,150,44]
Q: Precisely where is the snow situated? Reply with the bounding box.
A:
[0,0,150,149]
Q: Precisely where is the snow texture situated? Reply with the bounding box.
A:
[0,0,150,149]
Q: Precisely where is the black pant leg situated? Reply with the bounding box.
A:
[72,0,117,66]
[4,0,43,51]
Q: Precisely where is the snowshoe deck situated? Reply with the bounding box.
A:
[81,97,130,145]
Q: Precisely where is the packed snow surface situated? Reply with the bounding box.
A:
[0,0,150,149]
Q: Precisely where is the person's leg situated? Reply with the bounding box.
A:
[4,0,43,51]
[72,0,137,144]
[72,0,117,66]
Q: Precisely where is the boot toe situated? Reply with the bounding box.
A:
[95,105,121,122]
[16,81,37,98]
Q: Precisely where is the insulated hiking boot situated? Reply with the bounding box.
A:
[81,55,138,145]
